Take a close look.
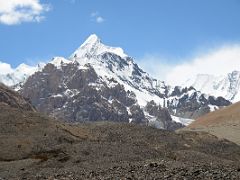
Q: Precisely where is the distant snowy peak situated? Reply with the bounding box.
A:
[0,63,43,87]
[0,57,73,88]
[15,63,38,75]
[184,70,240,102]
[70,34,128,59]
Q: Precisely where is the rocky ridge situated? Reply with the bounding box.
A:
[0,83,35,111]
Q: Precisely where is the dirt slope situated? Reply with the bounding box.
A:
[184,102,240,145]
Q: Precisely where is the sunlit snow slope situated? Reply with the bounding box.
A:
[185,71,240,103]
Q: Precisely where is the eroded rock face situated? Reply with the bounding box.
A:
[22,56,196,130]
[0,83,35,111]
[145,101,184,130]
[21,63,147,124]
[166,86,231,119]
[130,105,146,124]
[20,57,232,129]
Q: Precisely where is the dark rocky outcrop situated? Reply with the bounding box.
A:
[145,100,184,130]
[167,87,231,119]
[129,104,146,124]
[0,83,35,111]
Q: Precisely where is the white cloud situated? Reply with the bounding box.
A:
[0,61,14,74]
[90,11,98,18]
[96,16,105,23]
[138,54,172,80]
[91,11,105,24]
[138,44,240,86]
[166,45,240,86]
[0,0,50,25]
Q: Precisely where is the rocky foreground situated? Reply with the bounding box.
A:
[0,105,239,179]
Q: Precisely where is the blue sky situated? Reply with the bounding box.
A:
[0,0,240,75]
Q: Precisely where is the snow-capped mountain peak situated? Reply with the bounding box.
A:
[70,34,127,59]
[50,57,71,68]
[68,35,160,107]
[80,34,101,48]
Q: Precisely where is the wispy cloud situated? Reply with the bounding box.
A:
[139,44,240,86]
[138,54,173,81]
[0,61,14,74]
[64,0,76,4]
[0,58,47,75]
[96,16,105,23]
[91,11,105,24]
[0,0,51,25]
[166,44,240,86]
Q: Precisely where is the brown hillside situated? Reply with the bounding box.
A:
[185,102,240,145]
